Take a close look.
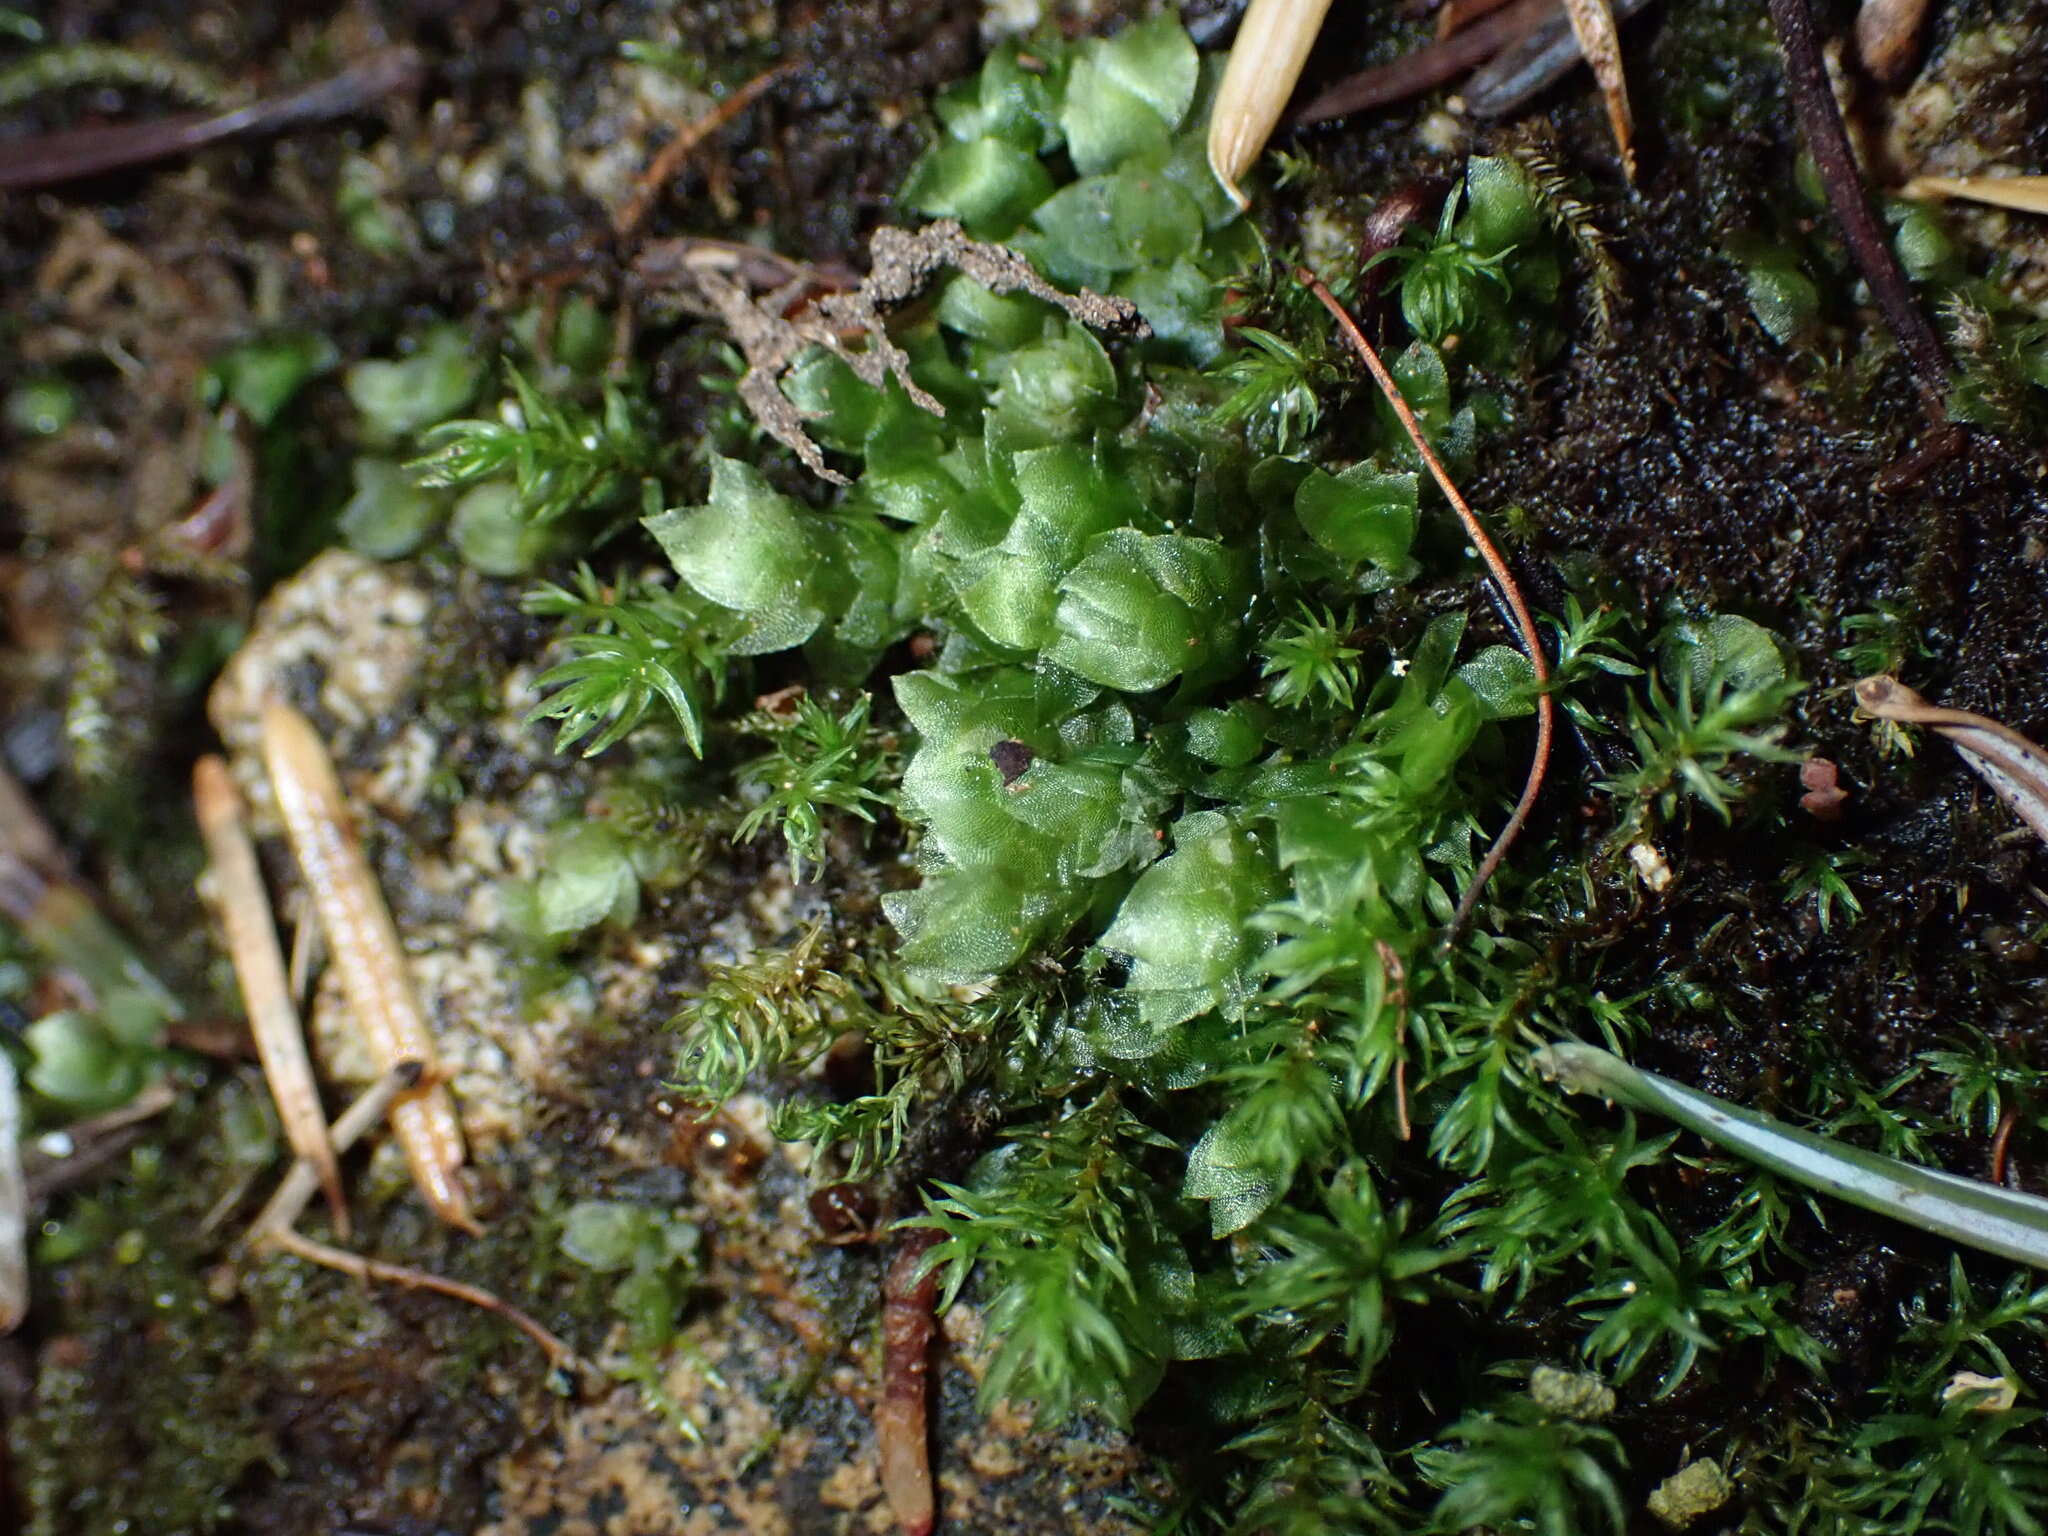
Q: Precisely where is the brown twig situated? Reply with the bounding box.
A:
[1763,0,1950,398]
[878,1228,943,1536]
[265,1227,576,1369]
[0,47,422,192]
[1296,269,1556,940]
[613,62,795,242]
[1293,0,1556,124]
[243,1063,574,1367]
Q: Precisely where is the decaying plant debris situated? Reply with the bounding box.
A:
[646,218,1148,482]
[4,0,2048,1533]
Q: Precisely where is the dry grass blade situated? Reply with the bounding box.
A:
[1855,676,2048,847]
[1901,174,2048,218]
[1296,270,1556,940]
[1207,0,1335,209]
[1557,0,1636,181]
[0,1052,25,1334]
[260,700,479,1235]
[194,755,347,1236]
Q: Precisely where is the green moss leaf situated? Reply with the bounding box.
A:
[1046,529,1244,693]
[337,457,446,559]
[1098,812,1281,1027]
[535,823,641,937]
[645,457,829,654]
[346,326,485,441]
[1455,645,1537,720]
[1058,13,1196,176]
[211,331,338,427]
[1032,169,1204,275]
[1460,156,1542,256]
[900,136,1056,236]
[1293,463,1420,577]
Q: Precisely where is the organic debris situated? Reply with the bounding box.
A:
[261,700,478,1234]
[1208,0,1337,208]
[1854,674,2048,847]
[193,754,346,1234]
[673,219,1146,482]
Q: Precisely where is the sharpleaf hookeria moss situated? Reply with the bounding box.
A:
[286,14,2048,1534]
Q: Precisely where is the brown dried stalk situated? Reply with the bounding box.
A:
[1854,676,2048,847]
[1556,0,1636,181]
[260,700,479,1235]
[878,1228,943,1536]
[614,61,794,241]
[246,1063,577,1371]
[1764,0,1951,398]
[0,47,421,192]
[194,755,347,1235]
[1297,270,1556,939]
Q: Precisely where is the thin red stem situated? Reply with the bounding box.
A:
[1297,269,1556,940]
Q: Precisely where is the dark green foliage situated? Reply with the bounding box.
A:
[734,692,897,878]
[1416,1391,1628,1536]
[498,20,1970,1533]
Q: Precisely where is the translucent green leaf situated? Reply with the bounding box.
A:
[1456,644,1537,719]
[1059,12,1195,175]
[211,331,338,427]
[1120,256,1226,367]
[1659,613,1791,694]
[989,323,1121,437]
[1293,463,1419,574]
[1459,155,1541,257]
[345,326,484,441]
[338,457,447,559]
[535,823,641,937]
[1047,529,1235,692]
[1032,169,1203,275]
[1098,813,1280,1027]
[899,136,1056,236]
[645,457,828,654]
[450,482,554,576]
